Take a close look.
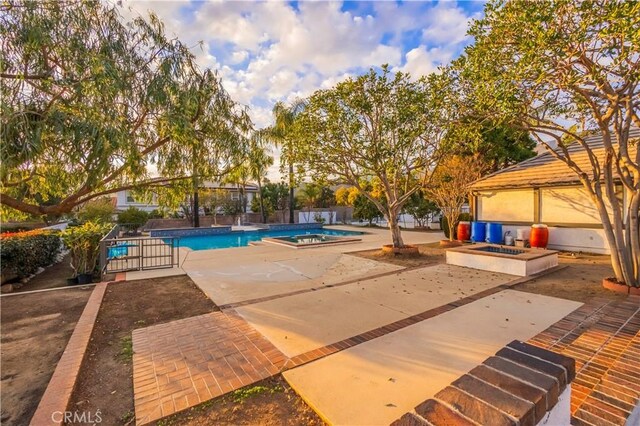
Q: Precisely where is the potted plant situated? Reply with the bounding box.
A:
[62,222,112,284]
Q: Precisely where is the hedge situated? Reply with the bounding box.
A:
[1,230,62,281]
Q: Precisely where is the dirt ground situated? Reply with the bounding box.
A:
[351,242,445,268]
[154,376,324,426]
[513,253,628,303]
[9,254,76,293]
[0,286,93,426]
[68,276,217,425]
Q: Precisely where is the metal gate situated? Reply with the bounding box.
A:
[100,229,179,274]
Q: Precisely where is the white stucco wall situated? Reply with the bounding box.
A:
[477,189,535,222]
[476,185,617,254]
[501,225,610,254]
[115,190,159,212]
[541,187,602,224]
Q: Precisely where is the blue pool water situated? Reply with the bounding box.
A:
[174,228,363,251]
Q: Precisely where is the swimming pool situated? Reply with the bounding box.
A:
[175,228,364,251]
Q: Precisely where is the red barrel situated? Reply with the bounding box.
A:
[530,224,549,248]
[457,221,471,242]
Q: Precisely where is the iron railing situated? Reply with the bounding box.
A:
[99,225,179,274]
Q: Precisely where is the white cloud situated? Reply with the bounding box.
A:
[121,0,478,179]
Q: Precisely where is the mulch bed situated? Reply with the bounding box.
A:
[1,287,93,426]
[351,242,445,268]
[513,254,628,303]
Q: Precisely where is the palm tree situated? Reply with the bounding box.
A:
[298,183,321,223]
[267,99,306,223]
[247,131,274,223]
[224,164,250,225]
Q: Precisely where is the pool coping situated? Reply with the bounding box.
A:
[261,235,362,249]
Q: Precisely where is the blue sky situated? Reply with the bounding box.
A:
[122,0,485,178]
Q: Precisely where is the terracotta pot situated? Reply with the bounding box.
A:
[381,244,420,255]
[439,239,463,248]
[601,277,638,295]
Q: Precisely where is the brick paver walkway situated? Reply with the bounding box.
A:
[528,295,640,425]
[132,310,287,424]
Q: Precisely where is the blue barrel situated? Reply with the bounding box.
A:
[471,222,486,243]
[486,222,503,244]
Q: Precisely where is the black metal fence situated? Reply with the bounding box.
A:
[99,225,179,274]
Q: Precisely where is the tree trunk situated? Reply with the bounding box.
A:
[388,209,404,248]
[288,163,295,224]
[258,180,266,223]
[193,189,200,228]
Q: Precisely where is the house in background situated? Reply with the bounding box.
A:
[114,190,159,213]
[470,130,638,254]
[112,182,258,214]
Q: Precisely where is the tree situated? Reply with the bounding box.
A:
[247,132,274,223]
[295,66,446,248]
[224,165,251,221]
[425,156,483,241]
[76,198,115,224]
[0,0,250,218]
[298,183,321,223]
[404,192,439,228]
[268,100,307,223]
[200,189,227,224]
[453,122,536,173]
[459,0,640,286]
[261,182,290,223]
[353,193,380,226]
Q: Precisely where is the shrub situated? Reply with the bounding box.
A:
[77,198,115,223]
[61,222,112,276]
[117,207,149,231]
[0,230,62,280]
[440,212,472,239]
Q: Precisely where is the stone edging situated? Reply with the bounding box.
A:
[29,282,108,426]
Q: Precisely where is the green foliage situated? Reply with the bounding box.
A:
[61,221,111,275]
[458,0,640,285]
[261,182,290,222]
[440,213,471,240]
[117,207,149,230]
[230,384,283,403]
[452,123,536,173]
[1,0,251,217]
[0,229,61,280]
[317,186,335,208]
[353,194,380,225]
[404,192,439,228]
[221,197,243,219]
[294,66,449,247]
[118,336,133,363]
[77,198,115,224]
[251,195,273,217]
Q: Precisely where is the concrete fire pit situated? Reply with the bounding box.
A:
[446,243,558,276]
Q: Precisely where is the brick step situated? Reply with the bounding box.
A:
[526,296,640,426]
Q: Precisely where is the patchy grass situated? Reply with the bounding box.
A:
[118,336,133,363]
[230,384,283,403]
[154,376,323,426]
